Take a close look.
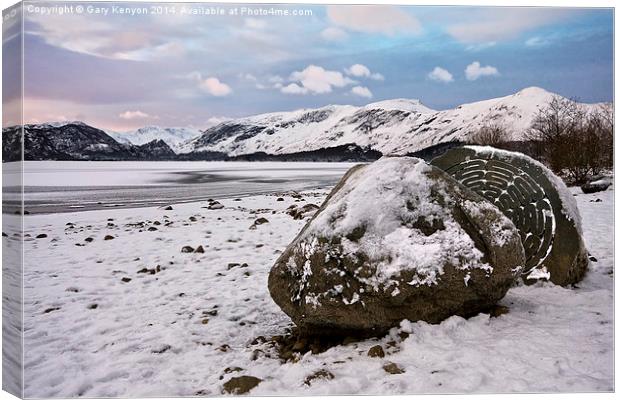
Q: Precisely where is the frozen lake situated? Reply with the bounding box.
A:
[3,161,357,214]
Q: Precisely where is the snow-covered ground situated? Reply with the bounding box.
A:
[12,183,613,397]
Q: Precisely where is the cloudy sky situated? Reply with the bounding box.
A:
[3,3,614,130]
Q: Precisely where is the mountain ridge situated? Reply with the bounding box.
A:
[3,87,609,162]
[179,86,607,156]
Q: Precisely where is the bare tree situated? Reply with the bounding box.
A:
[470,123,509,147]
[527,96,614,184]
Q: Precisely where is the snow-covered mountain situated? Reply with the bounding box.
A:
[6,87,608,162]
[109,126,202,153]
[179,87,605,156]
[2,123,177,161]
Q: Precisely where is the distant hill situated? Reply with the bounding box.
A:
[2,87,608,162]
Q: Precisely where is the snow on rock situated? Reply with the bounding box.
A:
[269,157,525,335]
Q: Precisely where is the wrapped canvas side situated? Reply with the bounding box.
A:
[2,2,24,398]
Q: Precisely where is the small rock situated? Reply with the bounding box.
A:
[194,245,205,253]
[222,376,262,395]
[87,304,98,310]
[121,277,132,283]
[152,344,172,354]
[84,237,94,242]
[36,233,48,239]
[163,206,173,210]
[43,307,61,314]
[581,178,612,194]
[367,345,385,358]
[201,318,209,325]
[589,255,598,262]
[224,366,244,374]
[137,267,156,275]
[147,227,158,231]
[276,197,284,201]
[255,217,269,225]
[181,246,195,253]
[104,235,115,240]
[304,369,334,386]
[383,362,404,374]
[208,202,225,210]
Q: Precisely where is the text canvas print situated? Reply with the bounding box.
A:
[1,1,614,398]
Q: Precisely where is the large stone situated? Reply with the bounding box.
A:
[431,145,588,286]
[581,177,612,194]
[268,157,525,336]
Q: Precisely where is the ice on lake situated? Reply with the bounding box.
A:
[3,161,356,214]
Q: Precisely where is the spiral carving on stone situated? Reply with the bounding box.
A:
[444,158,555,273]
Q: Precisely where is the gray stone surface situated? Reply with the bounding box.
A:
[431,146,588,286]
[268,157,525,336]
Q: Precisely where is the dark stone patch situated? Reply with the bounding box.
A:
[383,362,405,374]
[367,345,385,358]
[222,376,262,394]
[304,369,334,386]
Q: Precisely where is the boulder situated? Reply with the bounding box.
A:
[581,177,612,194]
[431,145,588,285]
[268,157,525,336]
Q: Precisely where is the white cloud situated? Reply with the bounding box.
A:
[119,110,153,120]
[327,5,422,35]
[200,77,232,96]
[446,9,575,44]
[465,42,497,52]
[351,86,373,98]
[345,64,384,81]
[346,64,371,78]
[281,83,309,95]
[288,65,354,94]
[321,27,349,42]
[428,67,454,83]
[189,72,232,96]
[370,73,385,81]
[268,75,284,84]
[525,36,550,47]
[465,61,499,81]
